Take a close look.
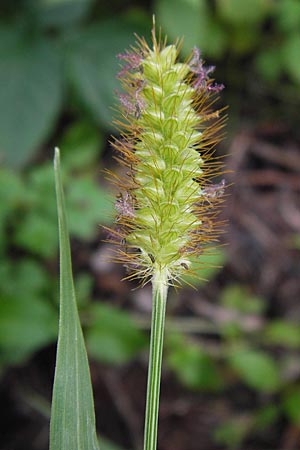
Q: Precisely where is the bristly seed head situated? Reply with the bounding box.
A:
[108,26,226,285]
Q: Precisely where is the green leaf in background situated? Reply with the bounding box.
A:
[219,285,265,339]
[216,0,270,25]
[199,18,228,59]
[255,47,282,82]
[0,167,24,252]
[50,148,100,450]
[214,417,251,450]
[100,437,130,450]
[75,273,94,308]
[59,120,103,170]
[0,259,57,366]
[37,0,95,28]
[0,294,57,366]
[25,163,58,216]
[275,0,300,32]
[220,284,266,315]
[282,386,300,424]
[65,17,148,127]
[228,347,280,392]
[0,258,50,298]
[281,33,300,84]
[0,25,62,167]
[155,0,228,58]
[14,163,59,258]
[0,167,24,209]
[86,303,147,365]
[182,247,226,286]
[13,158,113,255]
[14,211,59,258]
[166,334,223,391]
[67,177,114,239]
[155,0,206,55]
[254,404,279,431]
[227,25,260,54]
[264,320,300,348]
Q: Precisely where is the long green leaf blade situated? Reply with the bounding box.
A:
[50,148,100,450]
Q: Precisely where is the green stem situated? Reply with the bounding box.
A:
[143,269,169,450]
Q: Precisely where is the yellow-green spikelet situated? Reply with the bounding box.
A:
[112,31,225,283]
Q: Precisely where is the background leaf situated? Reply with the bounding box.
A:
[0,294,57,366]
[37,0,95,28]
[228,347,280,392]
[220,284,266,314]
[59,120,103,170]
[216,0,270,25]
[214,417,251,450]
[65,18,149,127]
[155,0,227,58]
[67,177,114,239]
[166,334,223,391]
[283,387,300,424]
[0,25,62,167]
[275,0,300,32]
[50,148,100,450]
[0,259,57,366]
[182,247,226,286]
[281,33,300,83]
[86,303,147,365]
[264,320,300,348]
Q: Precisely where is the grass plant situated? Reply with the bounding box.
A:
[109,22,225,450]
[50,22,225,450]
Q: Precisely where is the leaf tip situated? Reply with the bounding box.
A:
[54,147,60,167]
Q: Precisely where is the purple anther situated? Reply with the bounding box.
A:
[117,51,143,78]
[189,47,224,93]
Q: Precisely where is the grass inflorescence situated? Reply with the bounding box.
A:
[109,25,226,286]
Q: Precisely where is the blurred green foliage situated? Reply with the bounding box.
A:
[283,386,300,424]
[1,0,300,165]
[166,333,223,391]
[182,247,227,286]
[156,0,300,86]
[214,417,252,450]
[0,115,114,367]
[1,0,300,448]
[0,258,57,365]
[228,346,280,392]
[86,303,147,365]
[0,0,149,167]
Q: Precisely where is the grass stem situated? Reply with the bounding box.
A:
[143,269,169,450]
